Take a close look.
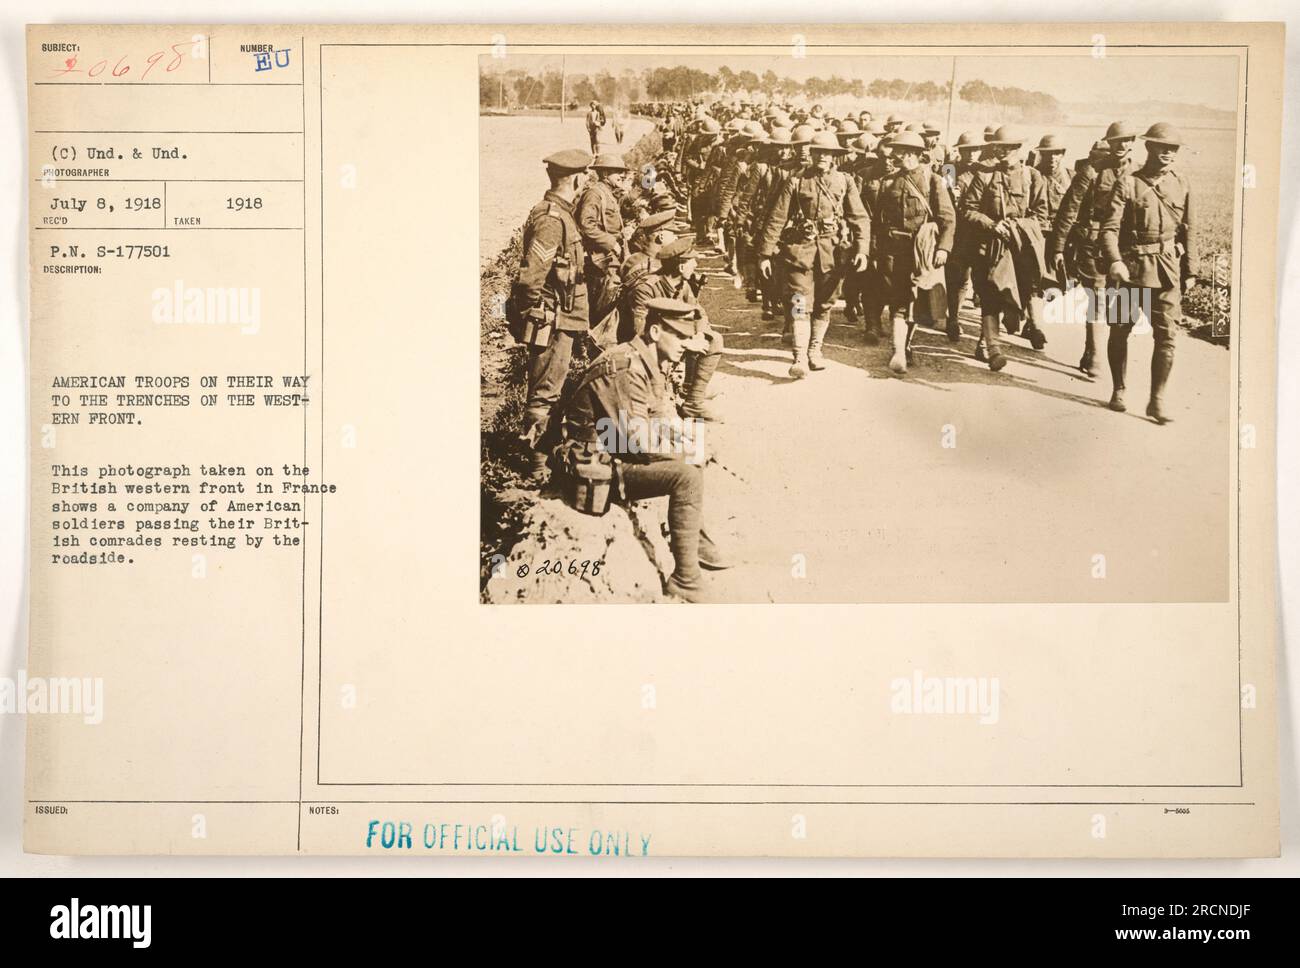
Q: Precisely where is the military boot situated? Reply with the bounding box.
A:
[808,317,831,371]
[1107,325,1129,412]
[789,317,811,379]
[888,313,909,374]
[1079,319,1101,377]
[665,574,711,603]
[1146,343,1175,424]
[681,351,723,422]
[698,528,735,570]
[981,313,1007,372]
[526,449,550,486]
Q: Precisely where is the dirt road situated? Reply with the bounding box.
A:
[692,248,1231,604]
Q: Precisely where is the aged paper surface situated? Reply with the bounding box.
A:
[24,22,1281,856]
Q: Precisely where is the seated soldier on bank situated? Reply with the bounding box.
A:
[560,297,732,603]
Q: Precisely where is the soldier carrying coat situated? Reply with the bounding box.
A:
[960,125,1051,371]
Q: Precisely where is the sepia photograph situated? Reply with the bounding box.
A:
[480,50,1240,604]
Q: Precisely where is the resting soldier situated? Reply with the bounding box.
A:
[561,297,730,603]
[629,236,725,422]
[511,148,592,483]
[577,153,632,330]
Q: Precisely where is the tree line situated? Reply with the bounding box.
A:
[479,64,1064,120]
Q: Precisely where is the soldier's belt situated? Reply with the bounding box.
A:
[1127,239,1177,256]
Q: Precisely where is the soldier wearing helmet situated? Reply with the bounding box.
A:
[750,125,800,323]
[1097,122,1196,424]
[1050,121,1139,378]
[757,129,871,378]
[942,131,989,343]
[869,130,957,373]
[960,124,1052,369]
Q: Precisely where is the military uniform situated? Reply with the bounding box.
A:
[943,157,987,340]
[961,156,1050,365]
[1098,138,1195,422]
[872,160,956,366]
[758,161,870,373]
[515,186,588,451]
[577,176,626,326]
[1051,154,1131,375]
[629,240,726,421]
[561,300,711,601]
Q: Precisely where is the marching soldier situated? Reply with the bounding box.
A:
[750,125,798,323]
[943,131,987,343]
[1098,122,1196,424]
[870,131,955,374]
[513,149,593,483]
[961,125,1050,370]
[577,153,632,329]
[585,100,605,154]
[1050,122,1138,377]
[856,133,900,345]
[561,297,730,603]
[757,130,871,378]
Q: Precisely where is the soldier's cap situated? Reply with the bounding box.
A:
[1088,139,1110,157]
[697,116,722,134]
[887,131,927,153]
[543,149,593,173]
[591,152,629,171]
[866,120,887,136]
[809,130,847,153]
[1142,122,1186,148]
[836,119,862,139]
[922,120,941,134]
[1103,120,1138,142]
[645,299,707,350]
[903,121,926,133]
[657,236,698,262]
[632,209,676,235]
[983,124,998,141]
[986,125,1025,147]
[649,194,679,214]
[1035,133,1067,153]
[885,113,904,125]
[955,130,982,150]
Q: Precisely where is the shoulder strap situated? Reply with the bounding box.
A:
[901,170,934,220]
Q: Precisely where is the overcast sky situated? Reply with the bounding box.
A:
[487,52,1239,113]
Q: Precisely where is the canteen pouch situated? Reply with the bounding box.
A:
[514,299,556,348]
[562,443,615,516]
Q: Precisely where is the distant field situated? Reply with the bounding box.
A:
[478,114,653,263]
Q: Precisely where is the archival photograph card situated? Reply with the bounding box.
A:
[23,22,1282,857]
